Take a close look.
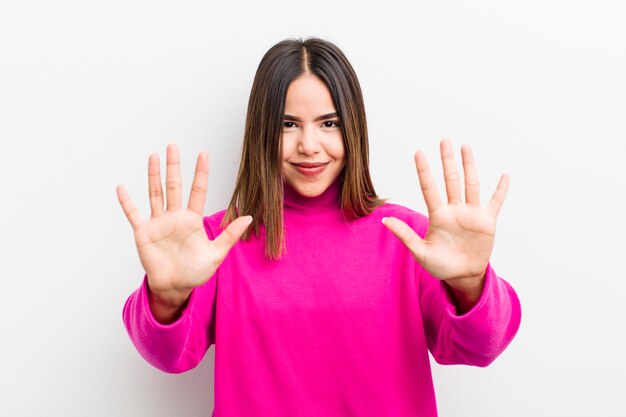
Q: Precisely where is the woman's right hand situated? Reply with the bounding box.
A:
[116,143,252,322]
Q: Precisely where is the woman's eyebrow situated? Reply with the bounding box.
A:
[283,112,338,122]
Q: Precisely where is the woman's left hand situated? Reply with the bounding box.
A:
[382,139,509,312]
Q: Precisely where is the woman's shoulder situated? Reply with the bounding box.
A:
[369,202,430,236]
[201,204,431,238]
[373,202,428,221]
[202,209,228,239]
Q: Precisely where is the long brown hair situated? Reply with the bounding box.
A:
[222,37,385,260]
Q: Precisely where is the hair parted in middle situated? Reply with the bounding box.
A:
[222,37,386,260]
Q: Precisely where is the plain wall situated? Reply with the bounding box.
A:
[1,1,625,416]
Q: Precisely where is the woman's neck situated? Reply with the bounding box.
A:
[283,177,342,215]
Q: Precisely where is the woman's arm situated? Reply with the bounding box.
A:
[122,271,218,374]
[117,144,250,373]
[382,139,521,364]
[418,262,521,367]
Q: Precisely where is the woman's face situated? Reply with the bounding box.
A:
[281,74,346,197]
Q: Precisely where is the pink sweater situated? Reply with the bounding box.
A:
[123,178,521,416]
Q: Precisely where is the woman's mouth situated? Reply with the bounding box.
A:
[291,162,329,177]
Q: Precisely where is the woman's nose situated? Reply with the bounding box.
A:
[297,127,321,156]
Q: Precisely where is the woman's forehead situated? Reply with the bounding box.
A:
[284,75,337,118]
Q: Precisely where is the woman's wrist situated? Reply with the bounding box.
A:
[146,285,193,324]
[444,272,485,315]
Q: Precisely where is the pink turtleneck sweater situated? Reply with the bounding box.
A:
[122,178,521,417]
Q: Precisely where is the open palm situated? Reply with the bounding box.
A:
[383,140,509,288]
[116,144,252,305]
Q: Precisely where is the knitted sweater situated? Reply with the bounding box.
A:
[122,178,521,417]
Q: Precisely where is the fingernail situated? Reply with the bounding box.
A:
[381,217,388,224]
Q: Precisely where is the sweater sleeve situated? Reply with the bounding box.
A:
[418,264,521,367]
[414,219,522,367]
[121,216,220,374]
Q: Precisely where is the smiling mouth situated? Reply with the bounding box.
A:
[290,162,330,177]
[291,162,329,168]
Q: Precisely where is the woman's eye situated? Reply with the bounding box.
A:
[283,121,296,128]
[323,121,340,128]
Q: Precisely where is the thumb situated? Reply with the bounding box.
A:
[381,217,427,263]
[212,215,253,261]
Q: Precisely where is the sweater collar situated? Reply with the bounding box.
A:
[283,176,342,214]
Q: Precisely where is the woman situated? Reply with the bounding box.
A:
[117,38,521,416]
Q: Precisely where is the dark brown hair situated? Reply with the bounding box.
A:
[222,37,385,260]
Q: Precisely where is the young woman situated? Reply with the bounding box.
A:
[117,38,521,416]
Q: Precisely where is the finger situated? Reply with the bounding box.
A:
[414,150,443,214]
[461,144,480,205]
[165,143,182,211]
[440,139,462,204]
[212,216,254,263]
[148,154,164,217]
[488,174,510,218]
[116,185,144,231]
[381,217,427,264]
[187,152,209,215]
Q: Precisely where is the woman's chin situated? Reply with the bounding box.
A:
[288,180,329,198]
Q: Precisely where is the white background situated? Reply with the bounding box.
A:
[1,1,625,416]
